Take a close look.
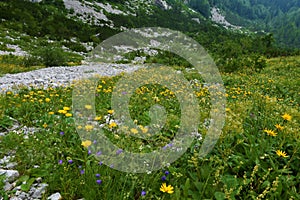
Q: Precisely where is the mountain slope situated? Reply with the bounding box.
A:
[187,0,300,48]
[0,0,298,71]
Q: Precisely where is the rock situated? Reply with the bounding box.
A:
[4,182,13,191]
[36,177,42,183]
[31,183,48,199]
[5,162,18,169]
[0,64,143,93]
[47,192,62,200]
[0,169,19,183]
[9,197,22,200]
[0,156,11,165]
[17,191,29,199]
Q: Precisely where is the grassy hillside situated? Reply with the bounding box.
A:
[0,55,299,199]
[1,0,298,72]
[201,0,300,48]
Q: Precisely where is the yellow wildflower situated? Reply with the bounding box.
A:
[274,124,284,131]
[85,125,94,131]
[81,140,92,148]
[45,98,51,102]
[63,106,71,111]
[94,116,102,121]
[58,110,67,114]
[130,128,139,134]
[160,183,174,194]
[48,111,54,115]
[281,113,292,121]
[139,125,148,134]
[65,113,72,117]
[264,129,277,137]
[108,121,118,129]
[108,110,114,114]
[276,150,288,158]
[85,105,92,110]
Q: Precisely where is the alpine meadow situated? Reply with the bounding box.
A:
[0,0,299,200]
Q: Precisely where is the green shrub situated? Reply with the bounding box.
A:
[34,46,67,67]
[62,41,87,53]
[219,54,267,73]
[22,55,42,68]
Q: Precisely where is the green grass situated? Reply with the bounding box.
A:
[0,56,299,199]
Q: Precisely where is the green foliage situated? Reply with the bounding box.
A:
[219,54,267,73]
[207,0,300,48]
[188,0,211,18]
[31,46,67,67]
[0,56,299,199]
[62,41,87,53]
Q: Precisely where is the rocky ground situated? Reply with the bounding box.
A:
[0,64,142,199]
[0,63,142,92]
[0,124,62,200]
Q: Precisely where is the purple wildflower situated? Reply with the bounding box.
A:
[141,190,146,196]
[58,160,63,165]
[116,149,123,155]
[96,173,100,178]
[96,179,102,184]
[161,175,166,181]
[68,160,73,164]
[165,171,169,175]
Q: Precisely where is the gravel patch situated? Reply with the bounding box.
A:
[0,64,142,92]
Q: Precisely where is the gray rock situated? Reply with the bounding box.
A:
[0,156,11,165]
[5,162,18,169]
[4,182,13,191]
[47,192,62,200]
[35,177,42,183]
[0,64,142,93]
[31,183,48,198]
[9,197,22,200]
[17,192,29,199]
[0,169,19,183]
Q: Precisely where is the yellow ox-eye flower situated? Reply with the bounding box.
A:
[85,125,94,131]
[81,140,92,148]
[45,98,51,102]
[63,106,71,111]
[58,110,67,114]
[275,124,284,131]
[130,128,139,134]
[65,113,72,117]
[94,116,102,121]
[160,183,174,194]
[85,105,92,110]
[108,110,114,114]
[276,150,288,158]
[108,121,118,129]
[264,129,277,137]
[281,113,292,121]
